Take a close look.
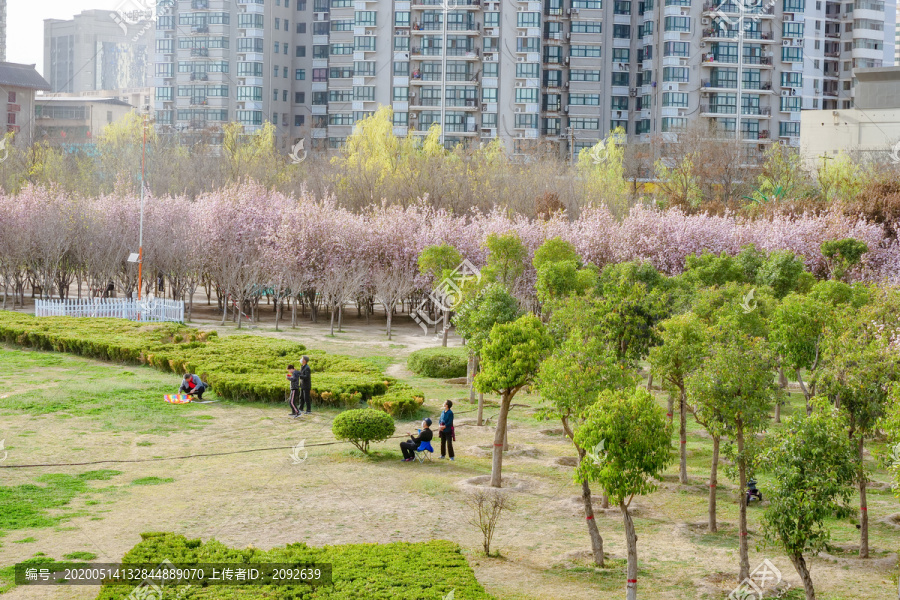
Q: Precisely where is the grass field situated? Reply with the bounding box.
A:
[0,316,897,599]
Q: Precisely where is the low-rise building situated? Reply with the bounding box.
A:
[0,62,51,145]
[800,66,900,165]
[34,97,134,146]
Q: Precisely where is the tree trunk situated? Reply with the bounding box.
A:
[386,304,393,340]
[502,419,509,452]
[789,552,816,600]
[646,373,653,392]
[441,309,450,347]
[275,296,282,332]
[467,352,476,404]
[709,435,719,533]
[490,391,512,487]
[477,392,484,426]
[777,365,788,388]
[338,304,343,332]
[221,297,228,326]
[621,501,638,600]
[666,392,674,423]
[291,297,297,328]
[775,400,781,423]
[857,435,869,558]
[679,388,688,484]
[601,494,609,509]
[577,447,605,567]
[737,424,750,581]
[330,305,336,336]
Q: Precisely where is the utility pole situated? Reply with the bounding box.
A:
[137,108,149,301]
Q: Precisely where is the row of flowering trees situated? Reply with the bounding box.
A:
[1,183,898,331]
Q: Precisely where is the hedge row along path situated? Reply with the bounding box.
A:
[0,312,424,409]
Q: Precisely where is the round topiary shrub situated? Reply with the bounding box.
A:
[332,408,396,454]
[407,347,468,378]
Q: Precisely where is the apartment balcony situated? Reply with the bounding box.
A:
[408,98,480,110]
[190,48,210,57]
[410,23,482,34]
[701,28,774,42]
[743,129,773,141]
[410,47,480,59]
[701,2,775,16]
[410,0,483,9]
[189,72,209,81]
[409,72,479,84]
[701,54,773,68]
[190,25,210,34]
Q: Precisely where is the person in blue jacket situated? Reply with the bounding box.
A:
[439,400,455,460]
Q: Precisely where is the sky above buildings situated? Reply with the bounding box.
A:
[8,0,123,74]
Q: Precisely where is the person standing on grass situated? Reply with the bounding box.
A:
[298,356,312,414]
[439,400,455,460]
[287,364,302,417]
[180,373,207,400]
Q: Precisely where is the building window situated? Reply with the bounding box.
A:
[295,92,306,103]
[296,69,306,80]
[781,47,803,62]
[570,69,601,82]
[312,68,328,82]
[296,45,307,57]
[664,16,691,32]
[779,121,800,137]
[516,12,540,27]
[515,88,539,103]
[393,87,409,101]
[662,92,689,107]
[611,96,629,110]
[611,72,629,86]
[571,45,602,57]
[571,21,601,33]
[394,61,409,75]
[569,93,600,105]
[354,86,376,101]
[355,11,377,25]
[570,117,600,129]
[663,67,689,82]
[613,24,631,38]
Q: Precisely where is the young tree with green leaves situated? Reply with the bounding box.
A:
[417,243,463,347]
[818,301,898,558]
[686,336,777,580]
[475,314,552,487]
[453,284,522,424]
[761,400,856,600]
[820,238,869,282]
[649,313,709,485]
[574,387,673,600]
[537,325,638,566]
[481,232,527,291]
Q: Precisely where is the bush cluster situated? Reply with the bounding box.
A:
[94,532,493,599]
[331,408,397,453]
[407,347,469,379]
[0,314,419,410]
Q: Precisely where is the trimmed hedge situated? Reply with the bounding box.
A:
[331,408,396,453]
[0,313,414,407]
[407,346,469,379]
[93,532,493,599]
[367,388,424,418]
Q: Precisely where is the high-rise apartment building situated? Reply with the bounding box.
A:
[154,0,306,146]
[44,10,154,94]
[154,0,897,157]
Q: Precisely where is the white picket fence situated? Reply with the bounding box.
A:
[35,298,185,323]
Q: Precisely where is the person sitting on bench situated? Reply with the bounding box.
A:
[180,373,207,400]
[400,418,433,462]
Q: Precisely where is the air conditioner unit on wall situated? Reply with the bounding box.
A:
[701,17,710,25]
[783,39,791,46]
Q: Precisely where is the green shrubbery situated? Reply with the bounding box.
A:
[0,314,417,409]
[407,346,468,378]
[367,388,425,417]
[331,408,396,453]
[92,532,493,599]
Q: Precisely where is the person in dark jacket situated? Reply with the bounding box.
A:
[179,373,207,400]
[400,418,433,461]
[287,364,301,417]
[297,356,312,414]
[438,400,455,460]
